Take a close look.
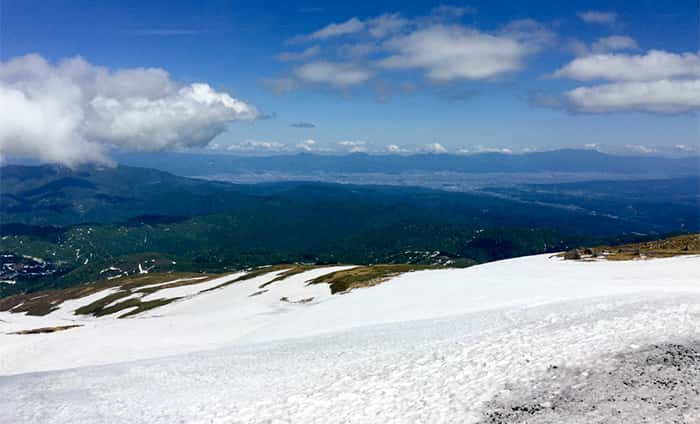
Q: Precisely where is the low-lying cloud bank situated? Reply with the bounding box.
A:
[0,54,259,166]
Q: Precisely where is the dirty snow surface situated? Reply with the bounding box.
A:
[1,254,700,423]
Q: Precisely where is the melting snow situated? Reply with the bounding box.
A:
[138,272,245,302]
[0,255,699,423]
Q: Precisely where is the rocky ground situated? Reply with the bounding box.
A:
[561,234,700,261]
[480,342,700,423]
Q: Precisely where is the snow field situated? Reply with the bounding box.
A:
[1,254,699,423]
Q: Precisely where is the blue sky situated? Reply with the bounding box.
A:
[1,0,698,163]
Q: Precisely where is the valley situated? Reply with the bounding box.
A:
[2,162,697,297]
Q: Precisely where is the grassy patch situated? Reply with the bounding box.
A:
[118,297,180,318]
[259,264,329,288]
[308,264,439,294]
[74,291,133,316]
[559,234,700,261]
[10,324,83,335]
[0,272,214,317]
[197,266,289,293]
[78,294,181,318]
[231,264,292,282]
[132,275,215,294]
[0,283,117,316]
[200,264,318,292]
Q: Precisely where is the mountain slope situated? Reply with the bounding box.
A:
[10,164,698,297]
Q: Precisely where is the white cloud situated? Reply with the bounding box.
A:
[338,140,368,153]
[675,144,698,152]
[553,50,700,82]
[552,49,700,114]
[379,24,547,81]
[566,79,700,113]
[290,121,316,128]
[0,54,258,166]
[386,144,409,153]
[499,19,554,46]
[226,140,288,152]
[296,139,316,151]
[275,45,321,61]
[302,15,405,42]
[577,11,617,25]
[624,144,657,154]
[568,39,591,57]
[591,36,638,54]
[309,17,364,40]
[367,13,409,38]
[571,36,640,56]
[294,61,371,87]
[338,140,366,146]
[422,142,448,153]
[277,14,550,92]
[456,145,513,154]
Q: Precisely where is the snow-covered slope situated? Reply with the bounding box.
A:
[1,254,699,423]
[0,265,356,374]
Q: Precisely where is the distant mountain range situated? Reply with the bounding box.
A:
[113,149,700,177]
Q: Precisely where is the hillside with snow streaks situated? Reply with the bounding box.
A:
[1,254,700,423]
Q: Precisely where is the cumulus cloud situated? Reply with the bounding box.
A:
[553,50,700,81]
[551,49,700,114]
[570,36,639,56]
[624,144,657,154]
[367,13,409,38]
[499,19,554,46]
[456,145,513,154]
[290,121,316,128]
[591,36,638,54]
[308,17,364,40]
[422,142,448,153]
[296,139,316,151]
[565,79,700,113]
[294,61,371,87]
[379,24,549,81]
[338,140,368,153]
[577,11,617,25]
[675,144,698,152]
[270,12,552,94]
[386,144,409,153]
[0,54,258,166]
[303,15,405,42]
[226,140,288,152]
